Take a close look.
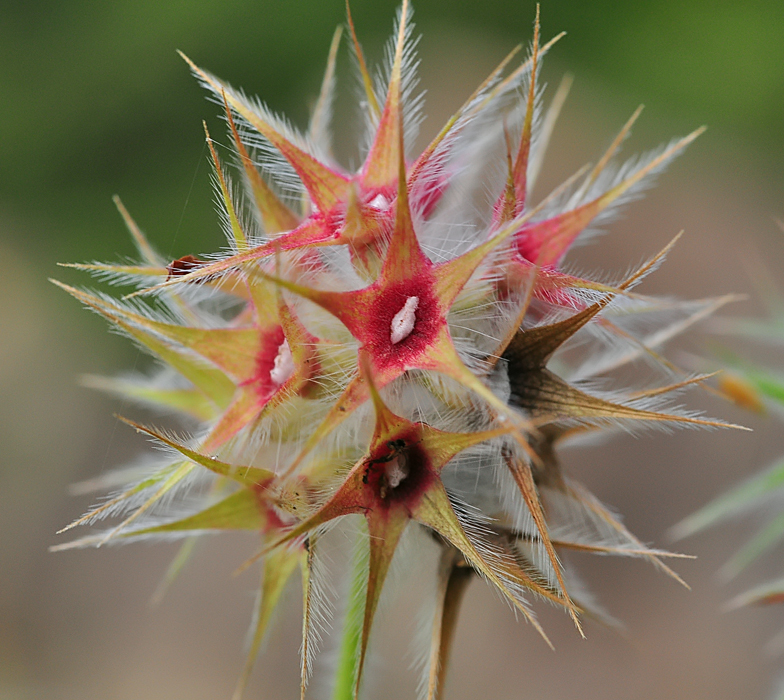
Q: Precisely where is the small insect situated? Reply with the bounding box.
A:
[166,254,206,279]
[363,439,410,498]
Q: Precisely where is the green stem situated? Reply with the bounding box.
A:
[331,537,367,700]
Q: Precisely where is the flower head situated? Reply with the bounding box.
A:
[54,3,738,698]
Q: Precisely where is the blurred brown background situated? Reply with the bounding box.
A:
[1,1,783,698]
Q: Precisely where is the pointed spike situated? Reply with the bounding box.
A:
[558,130,704,261]
[247,263,370,341]
[619,230,684,291]
[411,31,565,191]
[510,5,540,209]
[134,490,266,536]
[309,25,344,152]
[233,549,301,700]
[468,31,565,122]
[51,280,235,406]
[581,104,645,195]
[503,452,583,635]
[379,104,431,283]
[420,422,513,474]
[592,315,694,379]
[361,0,409,189]
[299,541,315,700]
[346,0,381,120]
[204,120,249,251]
[61,261,168,278]
[180,52,350,213]
[360,354,404,437]
[276,290,319,366]
[246,269,281,329]
[354,513,409,698]
[523,126,702,267]
[551,539,694,560]
[627,373,720,401]
[223,91,300,235]
[413,482,553,647]
[55,464,182,535]
[81,374,217,421]
[53,279,260,382]
[124,216,336,300]
[523,97,649,261]
[408,42,522,189]
[610,126,707,200]
[568,481,691,587]
[97,461,195,545]
[491,530,582,608]
[113,196,162,266]
[527,73,573,192]
[495,120,518,225]
[505,232,686,369]
[514,365,745,432]
[118,417,274,487]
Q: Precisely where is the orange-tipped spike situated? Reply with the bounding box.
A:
[118,417,274,487]
[309,25,344,153]
[361,0,409,189]
[180,52,351,213]
[509,5,540,210]
[113,195,162,266]
[528,72,573,191]
[346,0,381,120]
[223,91,300,235]
[503,451,583,635]
[354,512,409,697]
[520,129,704,266]
[204,120,249,251]
[412,482,552,647]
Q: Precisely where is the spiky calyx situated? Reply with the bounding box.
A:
[54,4,738,698]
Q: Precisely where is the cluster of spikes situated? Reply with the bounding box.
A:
[54,4,742,699]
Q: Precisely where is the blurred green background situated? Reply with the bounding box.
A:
[1,1,783,699]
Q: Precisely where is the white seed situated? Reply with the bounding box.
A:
[270,340,295,386]
[369,193,390,210]
[386,455,408,488]
[390,296,419,344]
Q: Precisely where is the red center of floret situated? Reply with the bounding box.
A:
[363,278,441,371]
[361,427,434,510]
[247,325,286,401]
